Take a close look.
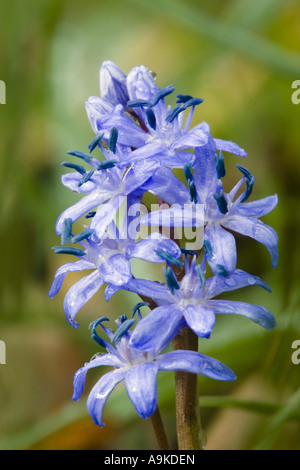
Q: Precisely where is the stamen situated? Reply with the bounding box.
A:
[88,133,104,153]
[236,164,255,202]
[132,302,150,318]
[89,317,110,347]
[109,127,118,154]
[183,162,193,182]
[215,151,226,179]
[151,85,175,107]
[111,318,136,346]
[78,170,94,187]
[163,266,180,295]
[66,150,93,163]
[155,248,183,267]
[216,264,229,277]
[203,240,213,260]
[127,98,151,108]
[97,160,118,170]
[60,161,86,175]
[167,97,204,122]
[71,228,95,244]
[52,246,86,257]
[188,180,198,204]
[61,218,72,246]
[213,191,228,214]
[145,108,156,130]
[180,248,199,257]
[176,94,193,104]
[195,264,206,287]
[85,211,96,219]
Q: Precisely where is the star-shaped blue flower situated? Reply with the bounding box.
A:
[72,314,236,427]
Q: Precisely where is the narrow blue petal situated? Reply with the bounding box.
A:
[63,270,103,328]
[183,304,215,338]
[214,139,247,158]
[48,260,94,298]
[208,299,276,330]
[205,269,271,299]
[72,354,122,401]
[129,304,183,352]
[100,61,129,107]
[124,363,159,419]
[126,234,182,264]
[204,224,237,275]
[232,194,278,218]
[223,215,278,268]
[156,350,236,381]
[87,368,126,427]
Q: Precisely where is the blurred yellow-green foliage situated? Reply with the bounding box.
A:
[0,0,299,450]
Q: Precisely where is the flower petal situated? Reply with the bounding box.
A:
[72,353,123,401]
[183,304,216,338]
[48,260,94,298]
[157,350,236,381]
[140,166,189,205]
[141,204,204,228]
[55,190,110,235]
[223,215,278,268]
[87,368,126,427]
[214,138,247,157]
[100,61,129,107]
[172,123,209,149]
[204,223,237,275]
[124,363,159,419]
[192,135,218,204]
[90,195,125,239]
[98,254,132,286]
[63,270,103,328]
[129,304,183,352]
[126,234,181,263]
[205,269,271,299]
[208,299,276,330]
[117,278,173,305]
[232,195,278,218]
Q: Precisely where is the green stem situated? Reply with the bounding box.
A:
[150,406,171,450]
[172,328,206,450]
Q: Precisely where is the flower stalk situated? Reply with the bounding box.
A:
[173,327,206,450]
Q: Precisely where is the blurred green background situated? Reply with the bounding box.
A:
[0,0,299,450]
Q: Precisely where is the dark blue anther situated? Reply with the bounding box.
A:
[89,317,110,347]
[166,97,204,122]
[132,302,150,318]
[111,318,136,346]
[145,108,156,130]
[184,162,193,183]
[109,127,118,154]
[155,248,183,267]
[127,98,151,108]
[236,164,255,202]
[188,180,198,204]
[203,240,213,260]
[180,248,199,257]
[85,211,96,219]
[151,85,175,107]
[176,94,194,104]
[215,151,226,179]
[195,265,206,287]
[61,218,72,246]
[71,228,95,244]
[78,170,94,187]
[97,160,118,170]
[163,266,180,295]
[119,314,127,323]
[66,150,93,163]
[216,264,229,277]
[88,133,104,153]
[52,246,86,257]
[213,191,228,214]
[61,161,86,175]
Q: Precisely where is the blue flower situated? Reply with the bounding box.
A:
[105,256,276,351]
[141,131,278,275]
[72,315,236,427]
[49,194,182,328]
[55,137,160,239]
